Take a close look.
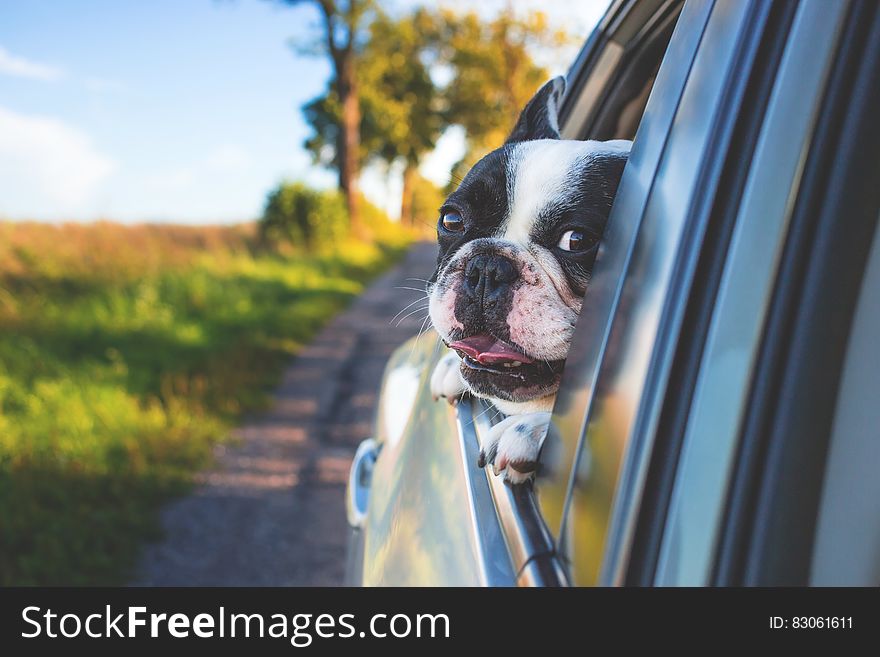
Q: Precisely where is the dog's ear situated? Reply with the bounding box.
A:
[505,76,566,144]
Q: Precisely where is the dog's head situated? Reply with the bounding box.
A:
[428,77,630,408]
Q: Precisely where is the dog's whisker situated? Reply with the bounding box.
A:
[415,312,433,339]
[394,305,430,327]
[393,286,430,294]
[405,277,450,292]
[389,296,429,325]
[408,313,433,361]
[473,403,497,422]
[398,278,452,294]
[395,306,430,327]
[415,314,433,340]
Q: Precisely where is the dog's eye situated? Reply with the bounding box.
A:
[439,212,465,233]
[557,229,594,252]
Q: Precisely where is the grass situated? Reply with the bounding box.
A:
[0,220,410,585]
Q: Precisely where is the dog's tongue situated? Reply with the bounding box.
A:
[449,335,534,365]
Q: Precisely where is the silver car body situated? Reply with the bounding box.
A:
[347,0,880,586]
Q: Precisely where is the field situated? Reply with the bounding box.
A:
[0,220,410,585]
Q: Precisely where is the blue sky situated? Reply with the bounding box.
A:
[0,0,609,223]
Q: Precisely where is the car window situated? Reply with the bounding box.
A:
[707,1,880,586]
[549,0,828,586]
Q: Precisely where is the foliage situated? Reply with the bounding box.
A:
[358,9,443,169]
[436,8,571,187]
[279,0,379,233]
[260,182,348,248]
[0,220,408,584]
[438,9,566,151]
[298,6,569,202]
[259,181,410,249]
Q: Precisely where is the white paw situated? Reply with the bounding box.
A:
[430,351,468,404]
[478,412,551,484]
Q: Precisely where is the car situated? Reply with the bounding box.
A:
[345,0,880,586]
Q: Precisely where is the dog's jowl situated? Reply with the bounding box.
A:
[428,76,630,483]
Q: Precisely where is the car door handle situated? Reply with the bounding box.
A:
[346,438,380,529]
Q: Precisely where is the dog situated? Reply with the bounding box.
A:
[427,76,630,484]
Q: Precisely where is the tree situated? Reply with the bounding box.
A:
[436,9,570,186]
[260,181,348,249]
[291,4,569,223]
[302,9,444,225]
[358,9,444,224]
[280,0,376,236]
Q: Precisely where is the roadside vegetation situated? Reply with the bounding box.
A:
[0,204,410,584]
[0,0,570,586]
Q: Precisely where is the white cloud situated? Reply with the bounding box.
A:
[0,106,115,216]
[0,46,64,81]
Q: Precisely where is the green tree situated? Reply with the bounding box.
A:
[358,9,444,225]
[436,9,570,184]
[294,5,568,222]
[280,0,376,236]
[303,9,444,225]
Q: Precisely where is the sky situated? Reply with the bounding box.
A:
[0,0,610,223]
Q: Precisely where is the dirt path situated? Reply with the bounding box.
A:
[133,242,438,586]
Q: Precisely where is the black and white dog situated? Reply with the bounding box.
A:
[428,76,630,483]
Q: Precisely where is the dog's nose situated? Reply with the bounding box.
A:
[464,254,518,304]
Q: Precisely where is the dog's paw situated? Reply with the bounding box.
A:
[478,412,551,484]
[430,351,468,404]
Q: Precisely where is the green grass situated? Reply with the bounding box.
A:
[0,221,409,585]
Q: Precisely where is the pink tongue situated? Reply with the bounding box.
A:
[449,335,534,365]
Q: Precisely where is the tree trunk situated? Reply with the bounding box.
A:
[337,58,364,237]
[400,162,417,226]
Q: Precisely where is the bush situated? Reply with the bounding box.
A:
[259,181,414,250]
[259,182,348,249]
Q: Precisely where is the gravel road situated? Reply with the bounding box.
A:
[133,241,438,586]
